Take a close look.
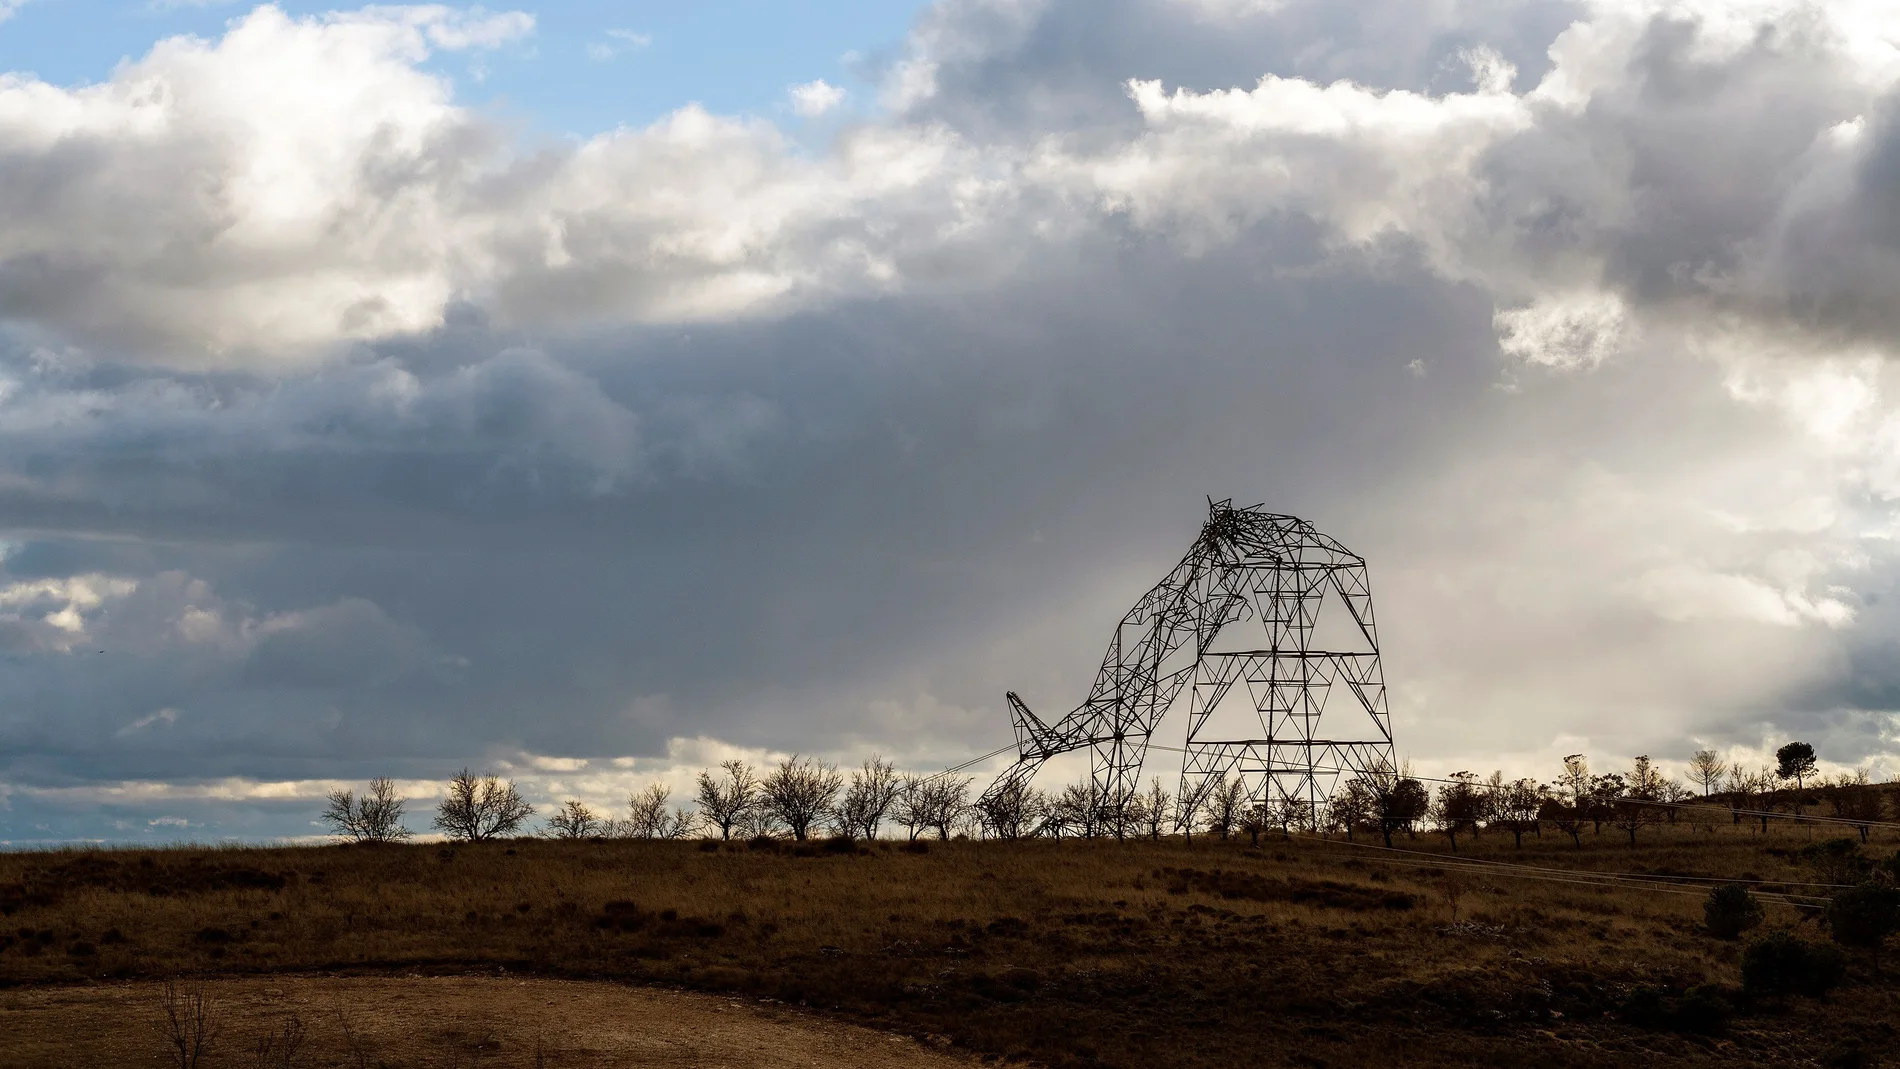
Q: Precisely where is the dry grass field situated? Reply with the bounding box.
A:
[2,818,1896,1068]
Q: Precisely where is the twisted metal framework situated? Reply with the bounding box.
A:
[979,499,1395,831]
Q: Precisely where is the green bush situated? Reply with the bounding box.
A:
[1704,883,1764,940]
[1742,931,1846,998]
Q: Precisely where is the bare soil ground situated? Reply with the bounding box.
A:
[0,975,976,1068]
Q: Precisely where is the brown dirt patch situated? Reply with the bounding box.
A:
[0,975,977,1068]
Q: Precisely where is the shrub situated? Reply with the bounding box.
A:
[1800,838,1869,886]
[1704,883,1764,940]
[1742,931,1846,998]
[1618,984,1731,1034]
[1827,881,1900,969]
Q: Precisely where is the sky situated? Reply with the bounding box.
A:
[3,0,1900,843]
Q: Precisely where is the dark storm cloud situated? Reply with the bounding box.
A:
[887,0,1584,140]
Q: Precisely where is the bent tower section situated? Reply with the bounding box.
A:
[979,499,1396,832]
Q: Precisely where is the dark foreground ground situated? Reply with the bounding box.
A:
[2,822,1895,1068]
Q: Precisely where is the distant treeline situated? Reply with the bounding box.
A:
[321,741,1895,849]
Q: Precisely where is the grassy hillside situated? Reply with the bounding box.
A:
[2,821,1895,1068]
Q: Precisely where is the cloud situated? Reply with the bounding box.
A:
[115,708,179,736]
[9,0,1900,838]
[587,28,651,62]
[789,79,846,117]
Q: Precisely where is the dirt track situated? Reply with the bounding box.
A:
[0,975,978,1068]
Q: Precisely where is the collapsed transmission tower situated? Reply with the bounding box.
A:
[979,499,1396,832]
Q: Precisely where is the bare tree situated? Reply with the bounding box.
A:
[249,1012,305,1069]
[1053,781,1103,838]
[617,783,694,839]
[1609,760,1662,845]
[432,770,534,842]
[695,760,758,840]
[320,777,411,843]
[739,805,786,840]
[974,776,1044,840]
[1740,767,1780,832]
[924,775,973,840]
[1688,749,1727,797]
[1138,778,1172,840]
[835,757,904,839]
[1833,777,1887,843]
[1202,774,1248,840]
[1723,764,1752,825]
[156,980,217,1069]
[1268,794,1312,841]
[893,775,933,841]
[1557,754,1591,810]
[1173,783,1209,840]
[1657,778,1692,824]
[544,799,600,839]
[759,755,844,841]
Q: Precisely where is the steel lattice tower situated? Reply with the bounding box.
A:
[979,499,1396,832]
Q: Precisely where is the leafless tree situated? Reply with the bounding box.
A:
[1268,794,1312,841]
[432,770,534,842]
[739,806,785,839]
[1832,776,1887,842]
[1657,778,1693,824]
[320,778,411,843]
[1138,778,1172,840]
[1557,754,1591,808]
[695,760,759,840]
[1202,774,1248,840]
[924,775,973,840]
[1723,764,1752,825]
[1688,749,1727,797]
[156,980,217,1069]
[1053,781,1104,838]
[248,1013,305,1069]
[1173,781,1209,840]
[544,799,600,839]
[834,757,904,839]
[1733,766,1780,832]
[1608,763,1662,845]
[615,783,694,839]
[893,775,934,841]
[974,776,1044,839]
[759,755,844,841]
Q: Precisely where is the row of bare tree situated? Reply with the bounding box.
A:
[321,740,1889,847]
